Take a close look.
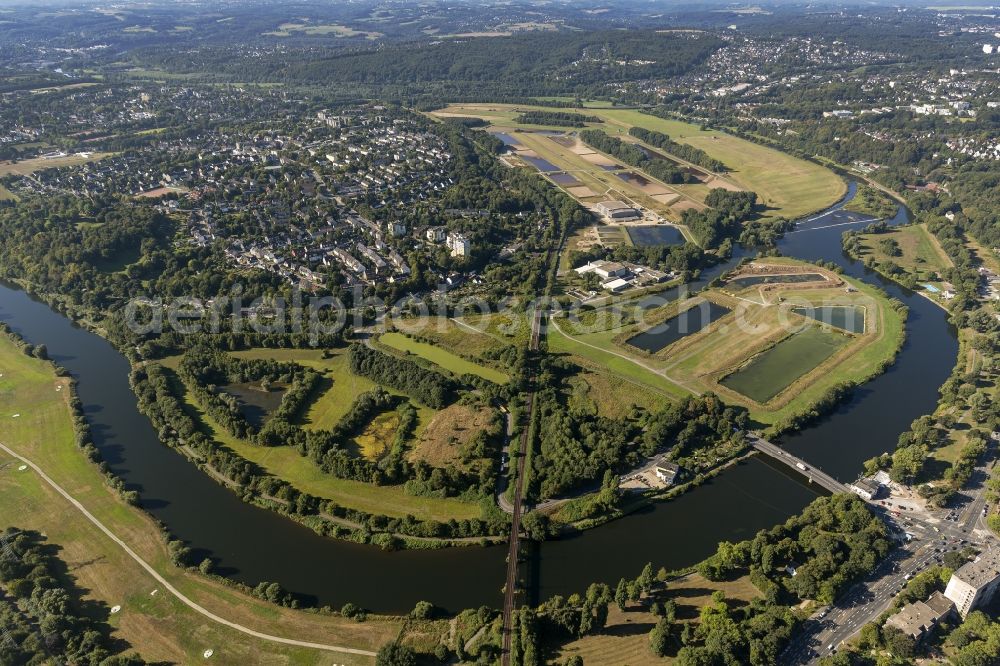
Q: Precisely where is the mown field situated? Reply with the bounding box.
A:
[431,103,845,222]
[0,337,409,665]
[0,151,112,177]
[378,331,509,383]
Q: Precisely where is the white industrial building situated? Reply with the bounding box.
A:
[594,200,640,220]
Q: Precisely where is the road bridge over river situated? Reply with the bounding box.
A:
[748,433,851,495]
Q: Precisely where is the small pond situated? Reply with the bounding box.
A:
[616,171,651,186]
[626,225,685,247]
[522,155,561,172]
[492,132,521,147]
[220,382,285,427]
[792,305,866,334]
[549,172,581,186]
[626,301,731,353]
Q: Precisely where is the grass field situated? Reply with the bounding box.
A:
[547,321,692,400]
[166,354,480,522]
[392,317,507,359]
[409,403,498,469]
[378,332,508,383]
[457,311,532,348]
[0,337,412,665]
[431,103,845,222]
[550,573,759,665]
[720,326,850,403]
[566,365,673,418]
[856,224,953,282]
[0,151,111,177]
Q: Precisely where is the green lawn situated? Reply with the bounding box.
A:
[394,318,506,359]
[547,323,690,400]
[0,337,401,665]
[378,332,508,384]
[720,326,850,404]
[857,224,953,280]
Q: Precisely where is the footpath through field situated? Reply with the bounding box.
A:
[0,441,377,659]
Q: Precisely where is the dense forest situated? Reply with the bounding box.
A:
[134,30,722,92]
[683,189,759,248]
[349,343,455,409]
[515,111,601,128]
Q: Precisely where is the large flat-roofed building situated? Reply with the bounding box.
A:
[945,549,1000,617]
[884,591,954,641]
[595,200,640,220]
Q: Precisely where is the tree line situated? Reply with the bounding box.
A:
[0,527,146,665]
[682,188,759,248]
[515,111,601,127]
[629,126,727,172]
[579,128,698,185]
[349,343,455,409]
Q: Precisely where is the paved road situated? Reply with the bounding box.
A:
[782,464,996,663]
[0,442,378,659]
[750,434,848,495]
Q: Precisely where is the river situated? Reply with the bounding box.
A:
[0,182,958,613]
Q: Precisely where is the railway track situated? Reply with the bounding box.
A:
[500,306,543,666]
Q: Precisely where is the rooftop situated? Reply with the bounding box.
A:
[851,478,880,494]
[597,200,635,211]
[953,549,1000,588]
[884,592,953,639]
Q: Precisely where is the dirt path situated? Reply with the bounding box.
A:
[549,317,698,394]
[0,442,377,658]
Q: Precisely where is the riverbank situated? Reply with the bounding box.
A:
[0,328,426,664]
[0,273,505,552]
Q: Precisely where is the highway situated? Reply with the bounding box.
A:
[781,446,997,663]
[500,306,543,666]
